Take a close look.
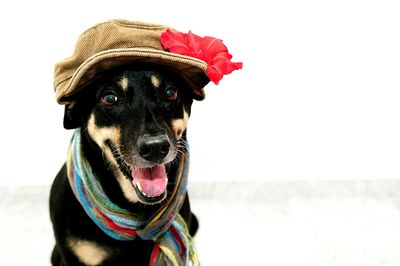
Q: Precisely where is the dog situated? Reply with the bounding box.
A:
[50,64,199,265]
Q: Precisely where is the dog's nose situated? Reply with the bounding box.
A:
[138,134,170,162]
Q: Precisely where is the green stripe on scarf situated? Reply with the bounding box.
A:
[67,129,199,266]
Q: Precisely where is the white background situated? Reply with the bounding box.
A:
[0,0,399,186]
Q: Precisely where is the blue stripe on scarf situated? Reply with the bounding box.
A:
[74,168,125,240]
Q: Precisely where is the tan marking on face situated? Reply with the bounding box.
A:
[112,165,139,204]
[151,74,161,88]
[103,147,139,203]
[118,76,129,91]
[87,114,139,203]
[172,109,189,139]
[87,114,121,148]
[68,238,109,265]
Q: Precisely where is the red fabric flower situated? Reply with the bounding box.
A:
[160,29,243,85]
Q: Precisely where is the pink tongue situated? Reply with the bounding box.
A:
[131,165,167,197]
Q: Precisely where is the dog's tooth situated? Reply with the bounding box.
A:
[136,182,142,192]
[133,180,148,197]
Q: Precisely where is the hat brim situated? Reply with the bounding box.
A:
[55,48,209,104]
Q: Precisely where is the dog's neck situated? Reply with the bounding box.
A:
[66,129,199,264]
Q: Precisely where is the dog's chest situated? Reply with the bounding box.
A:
[68,237,112,265]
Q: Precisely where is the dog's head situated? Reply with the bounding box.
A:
[64,65,194,205]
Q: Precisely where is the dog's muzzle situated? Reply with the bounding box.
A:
[106,135,173,204]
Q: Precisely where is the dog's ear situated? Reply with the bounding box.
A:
[62,85,95,129]
[63,102,82,129]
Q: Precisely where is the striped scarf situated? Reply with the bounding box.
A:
[66,129,199,266]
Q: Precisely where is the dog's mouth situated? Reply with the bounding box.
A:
[130,165,168,200]
[105,140,168,204]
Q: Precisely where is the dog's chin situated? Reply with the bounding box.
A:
[105,140,173,205]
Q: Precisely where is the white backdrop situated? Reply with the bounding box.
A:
[0,0,399,186]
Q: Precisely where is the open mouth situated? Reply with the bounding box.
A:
[131,165,168,202]
[105,140,168,204]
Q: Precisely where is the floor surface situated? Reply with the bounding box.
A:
[1,180,400,265]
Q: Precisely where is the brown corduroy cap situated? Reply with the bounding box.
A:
[54,19,210,104]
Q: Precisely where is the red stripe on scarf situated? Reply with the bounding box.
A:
[149,243,161,266]
[170,226,186,259]
[97,209,138,237]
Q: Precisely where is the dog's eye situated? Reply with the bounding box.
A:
[101,94,118,106]
[164,87,178,101]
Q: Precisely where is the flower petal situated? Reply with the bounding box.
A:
[160,29,243,85]
[207,58,243,84]
[160,29,193,56]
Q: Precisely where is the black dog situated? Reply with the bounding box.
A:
[50,64,198,265]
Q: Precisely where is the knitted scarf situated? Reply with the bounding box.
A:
[66,129,199,266]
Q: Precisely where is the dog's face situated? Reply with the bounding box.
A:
[64,65,194,205]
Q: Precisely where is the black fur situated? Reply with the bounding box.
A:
[50,65,198,265]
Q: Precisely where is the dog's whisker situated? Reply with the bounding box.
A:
[176,140,189,153]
